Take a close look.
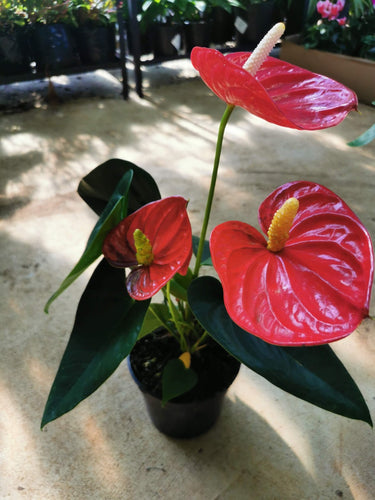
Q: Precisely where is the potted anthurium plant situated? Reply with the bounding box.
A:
[72,0,117,65]
[42,23,374,438]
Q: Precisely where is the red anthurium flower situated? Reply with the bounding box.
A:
[103,196,192,300]
[191,47,357,130]
[210,181,373,346]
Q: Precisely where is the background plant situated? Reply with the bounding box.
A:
[205,0,244,14]
[139,0,209,25]
[306,0,373,17]
[303,0,375,59]
[0,0,27,30]
[71,0,116,26]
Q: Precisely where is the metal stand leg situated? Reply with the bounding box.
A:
[127,0,143,98]
[116,0,129,99]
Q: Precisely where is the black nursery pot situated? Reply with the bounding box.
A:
[151,23,184,58]
[210,7,234,45]
[0,27,31,76]
[31,23,80,72]
[76,24,116,65]
[126,24,153,57]
[128,331,240,438]
[235,1,281,48]
[184,21,212,55]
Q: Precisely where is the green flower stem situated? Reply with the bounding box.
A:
[193,104,235,278]
[166,281,188,351]
[191,330,209,353]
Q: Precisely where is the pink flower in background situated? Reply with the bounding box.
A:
[317,0,345,20]
[317,0,333,18]
[329,3,340,18]
[336,17,347,25]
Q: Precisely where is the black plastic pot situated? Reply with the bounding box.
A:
[210,7,234,45]
[0,27,31,76]
[128,333,240,439]
[76,24,116,65]
[235,0,282,49]
[184,21,212,55]
[31,23,80,73]
[131,375,229,438]
[151,23,184,59]
[126,23,152,56]
[284,0,309,36]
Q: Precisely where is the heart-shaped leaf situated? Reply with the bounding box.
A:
[162,359,198,405]
[188,276,372,425]
[78,158,161,216]
[41,258,150,428]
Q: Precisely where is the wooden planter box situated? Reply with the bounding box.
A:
[280,35,375,105]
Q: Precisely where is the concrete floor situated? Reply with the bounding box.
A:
[1,60,375,499]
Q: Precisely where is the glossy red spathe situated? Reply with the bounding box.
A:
[103,196,192,300]
[210,181,374,346]
[191,47,357,130]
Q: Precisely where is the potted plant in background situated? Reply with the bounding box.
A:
[0,0,30,76]
[134,0,212,58]
[25,0,80,73]
[303,0,375,59]
[122,0,153,56]
[178,0,212,54]
[280,0,375,104]
[42,24,373,439]
[72,0,117,65]
[126,0,243,56]
[283,0,309,35]
[234,0,291,48]
[139,0,185,58]
[206,0,243,45]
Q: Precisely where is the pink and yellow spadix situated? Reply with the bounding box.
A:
[102,196,192,300]
[210,181,374,346]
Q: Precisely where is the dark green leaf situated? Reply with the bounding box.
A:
[44,170,133,313]
[138,303,171,339]
[162,359,198,405]
[78,158,161,216]
[188,276,372,426]
[169,270,193,301]
[192,235,212,266]
[351,0,373,17]
[41,259,150,427]
[348,123,375,147]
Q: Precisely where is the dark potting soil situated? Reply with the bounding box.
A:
[130,330,240,403]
